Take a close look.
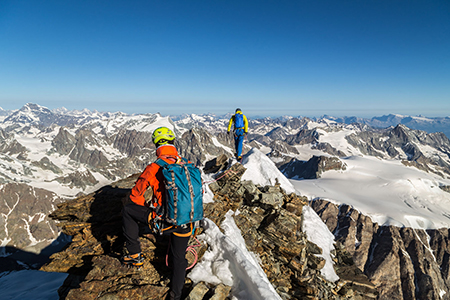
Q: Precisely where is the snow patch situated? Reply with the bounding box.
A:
[241,148,296,194]
[302,206,339,282]
[189,212,282,300]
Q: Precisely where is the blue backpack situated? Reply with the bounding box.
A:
[234,113,244,128]
[155,158,204,229]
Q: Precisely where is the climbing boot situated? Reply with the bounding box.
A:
[122,252,144,268]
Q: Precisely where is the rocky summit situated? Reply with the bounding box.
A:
[41,156,376,300]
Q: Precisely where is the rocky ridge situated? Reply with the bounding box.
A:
[345,124,450,177]
[2,104,450,299]
[0,183,63,261]
[41,157,376,300]
[0,123,235,254]
[280,155,347,179]
[311,198,450,300]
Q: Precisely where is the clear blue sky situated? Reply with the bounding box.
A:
[0,1,449,118]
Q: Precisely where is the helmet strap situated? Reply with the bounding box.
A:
[155,139,175,148]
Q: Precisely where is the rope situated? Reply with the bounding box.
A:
[203,168,238,185]
[186,237,202,270]
[166,236,203,270]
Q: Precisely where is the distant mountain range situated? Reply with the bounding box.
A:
[2,103,450,137]
[322,114,450,138]
[2,103,450,298]
[1,102,449,257]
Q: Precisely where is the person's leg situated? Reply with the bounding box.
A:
[236,132,244,158]
[169,233,190,300]
[122,203,151,254]
[234,132,240,156]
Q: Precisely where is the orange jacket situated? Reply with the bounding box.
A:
[129,144,181,207]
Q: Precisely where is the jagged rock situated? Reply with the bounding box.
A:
[51,128,77,155]
[311,198,450,300]
[440,185,450,193]
[177,128,232,166]
[269,140,299,155]
[69,131,110,168]
[0,129,27,155]
[186,282,209,300]
[266,127,292,141]
[286,128,320,145]
[209,283,232,300]
[41,157,376,300]
[64,254,167,300]
[259,189,284,209]
[345,124,450,176]
[280,155,347,179]
[31,156,63,174]
[205,161,377,299]
[53,169,99,190]
[203,154,229,174]
[112,129,154,157]
[0,183,62,254]
[312,142,347,157]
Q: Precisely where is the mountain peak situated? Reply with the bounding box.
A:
[3,103,54,126]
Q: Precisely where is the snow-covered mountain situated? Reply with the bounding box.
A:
[2,103,450,298]
[323,113,450,138]
[1,103,450,256]
[0,104,236,260]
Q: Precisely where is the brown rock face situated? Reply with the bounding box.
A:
[41,159,377,300]
[280,155,347,179]
[311,198,450,300]
[0,183,62,255]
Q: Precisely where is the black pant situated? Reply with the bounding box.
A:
[168,232,190,300]
[122,203,152,254]
[122,203,191,300]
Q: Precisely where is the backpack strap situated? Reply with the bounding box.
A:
[181,162,195,222]
[155,158,169,168]
[155,157,180,222]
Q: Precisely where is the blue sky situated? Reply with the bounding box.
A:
[0,1,449,118]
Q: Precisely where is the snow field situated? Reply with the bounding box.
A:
[291,155,450,229]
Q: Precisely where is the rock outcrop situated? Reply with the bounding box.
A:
[311,198,450,300]
[31,156,63,174]
[53,169,99,190]
[41,158,376,299]
[345,124,450,176]
[0,129,27,156]
[176,128,234,166]
[280,155,347,179]
[0,183,62,256]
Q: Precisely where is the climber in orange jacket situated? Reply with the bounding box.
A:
[122,126,191,300]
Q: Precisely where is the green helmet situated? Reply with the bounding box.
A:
[152,127,175,145]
